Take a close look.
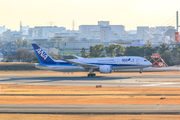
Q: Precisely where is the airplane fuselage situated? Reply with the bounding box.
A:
[35,56,152,72]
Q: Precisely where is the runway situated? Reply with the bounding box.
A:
[1,104,180,114]
[0,75,180,115]
[0,75,180,87]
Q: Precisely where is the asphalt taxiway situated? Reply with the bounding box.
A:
[1,104,180,114]
[0,75,180,87]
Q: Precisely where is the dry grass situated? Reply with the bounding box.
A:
[1,85,180,104]
[1,96,180,104]
[1,114,180,120]
[1,85,180,94]
[0,70,180,76]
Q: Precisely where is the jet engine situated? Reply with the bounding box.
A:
[99,65,112,73]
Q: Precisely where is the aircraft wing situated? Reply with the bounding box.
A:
[72,55,84,59]
[62,59,98,69]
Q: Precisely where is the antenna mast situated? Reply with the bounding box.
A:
[177,11,178,32]
[47,21,55,26]
[72,20,75,30]
[20,20,22,34]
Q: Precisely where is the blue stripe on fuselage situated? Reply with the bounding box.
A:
[37,62,143,67]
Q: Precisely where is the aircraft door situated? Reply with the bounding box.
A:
[118,59,121,65]
[117,59,121,64]
[136,58,140,64]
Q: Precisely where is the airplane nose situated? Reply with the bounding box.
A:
[148,61,152,66]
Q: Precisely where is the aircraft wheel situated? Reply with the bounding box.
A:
[88,74,90,77]
[88,74,96,77]
[93,74,96,77]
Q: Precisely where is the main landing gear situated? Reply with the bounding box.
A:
[87,73,96,77]
[87,68,96,77]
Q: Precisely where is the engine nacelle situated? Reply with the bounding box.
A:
[99,65,112,73]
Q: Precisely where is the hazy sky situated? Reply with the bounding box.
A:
[0,0,180,30]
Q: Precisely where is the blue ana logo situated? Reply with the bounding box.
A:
[36,48,48,60]
[130,58,134,62]
[122,58,131,62]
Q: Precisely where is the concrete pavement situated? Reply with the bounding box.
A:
[0,104,180,114]
[0,75,180,87]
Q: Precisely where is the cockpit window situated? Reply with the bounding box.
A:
[144,60,147,62]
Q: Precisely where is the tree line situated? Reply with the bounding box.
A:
[3,39,180,66]
[81,43,180,66]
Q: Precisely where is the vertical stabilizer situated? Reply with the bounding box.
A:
[32,43,56,64]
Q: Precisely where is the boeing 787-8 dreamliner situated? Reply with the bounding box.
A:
[32,43,152,77]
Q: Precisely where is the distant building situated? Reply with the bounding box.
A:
[2,30,21,41]
[79,21,125,41]
[100,26,111,42]
[28,26,66,38]
[21,25,29,35]
[136,26,176,44]
[50,35,68,47]
[0,26,6,34]
[89,30,100,40]
[56,31,81,41]
[79,25,100,38]
[110,25,125,36]
[98,21,109,26]
[137,26,149,40]
[150,26,175,44]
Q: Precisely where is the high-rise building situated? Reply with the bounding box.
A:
[0,26,6,34]
[79,21,125,41]
[100,26,111,42]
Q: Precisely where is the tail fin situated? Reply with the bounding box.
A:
[32,43,56,64]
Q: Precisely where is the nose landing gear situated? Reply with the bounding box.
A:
[140,69,142,74]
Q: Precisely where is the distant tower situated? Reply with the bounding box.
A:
[47,21,55,26]
[149,53,168,67]
[177,11,179,32]
[20,21,22,35]
[72,20,75,30]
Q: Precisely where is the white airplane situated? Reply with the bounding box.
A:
[32,43,152,77]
